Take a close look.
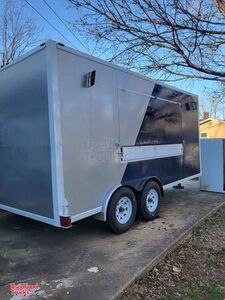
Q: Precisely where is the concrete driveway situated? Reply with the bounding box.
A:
[0,180,224,300]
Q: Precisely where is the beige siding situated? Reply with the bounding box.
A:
[200,120,225,138]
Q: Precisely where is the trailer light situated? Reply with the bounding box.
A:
[60,216,72,228]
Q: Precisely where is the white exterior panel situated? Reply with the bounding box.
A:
[200,138,225,193]
[121,144,183,162]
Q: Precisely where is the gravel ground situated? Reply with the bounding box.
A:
[122,206,225,300]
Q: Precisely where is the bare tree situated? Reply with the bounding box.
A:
[0,0,39,67]
[200,89,225,120]
[201,86,225,119]
[69,0,225,83]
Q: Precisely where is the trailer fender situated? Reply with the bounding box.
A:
[94,184,121,222]
[122,177,164,196]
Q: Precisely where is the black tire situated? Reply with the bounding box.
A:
[138,181,161,221]
[107,187,137,234]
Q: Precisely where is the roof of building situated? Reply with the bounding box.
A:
[200,118,225,125]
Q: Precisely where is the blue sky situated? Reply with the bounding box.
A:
[2,0,218,102]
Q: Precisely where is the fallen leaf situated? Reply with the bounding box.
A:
[172,266,181,273]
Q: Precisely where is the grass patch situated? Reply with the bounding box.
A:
[205,215,221,226]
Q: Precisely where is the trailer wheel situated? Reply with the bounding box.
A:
[107,187,137,234]
[138,181,161,221]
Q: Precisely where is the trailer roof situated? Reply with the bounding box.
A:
[0,40,198,98]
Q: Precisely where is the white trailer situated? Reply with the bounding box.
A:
[0,41,200,233]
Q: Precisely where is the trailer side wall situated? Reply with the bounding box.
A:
[0,49,53,218]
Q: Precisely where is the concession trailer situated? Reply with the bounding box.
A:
[0,40,200,233]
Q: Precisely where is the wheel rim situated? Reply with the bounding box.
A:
[146,189,158,212]
[116,196,132,224]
